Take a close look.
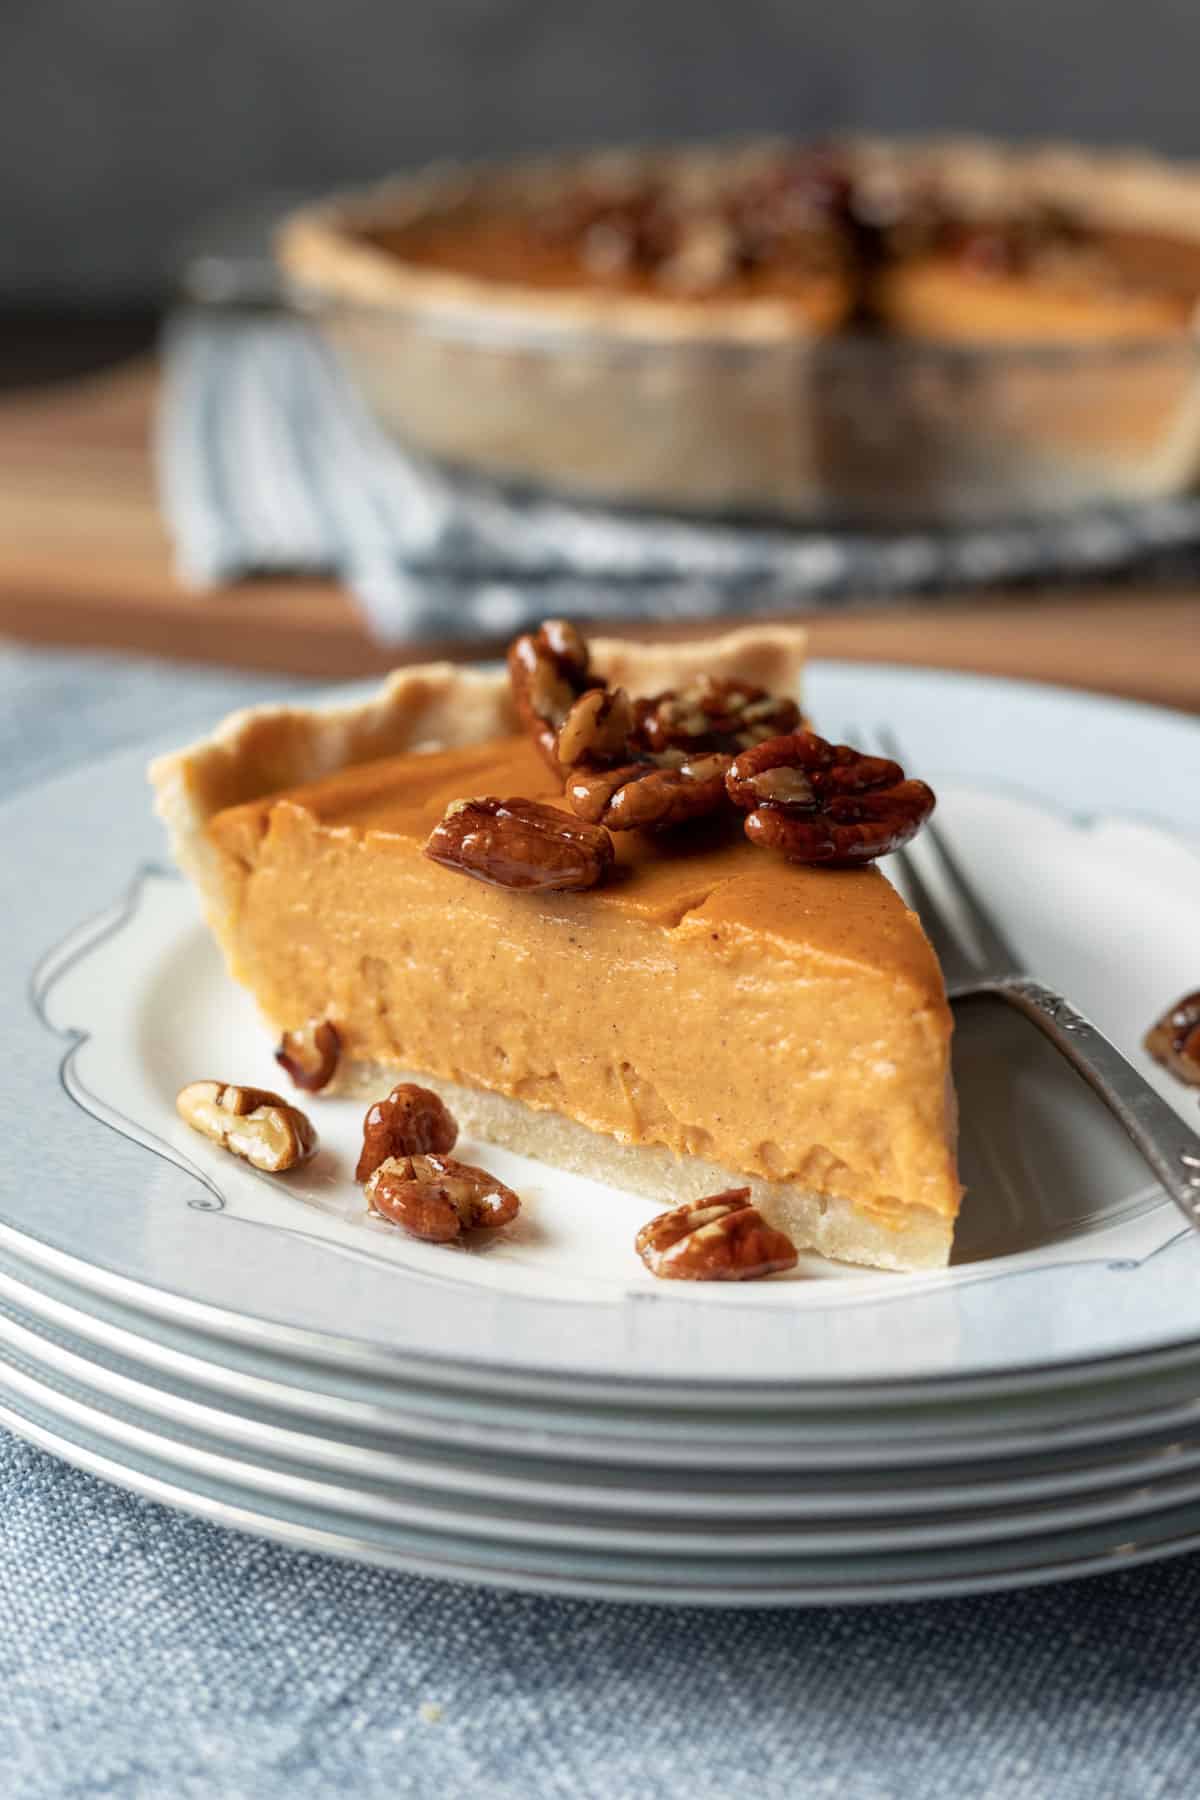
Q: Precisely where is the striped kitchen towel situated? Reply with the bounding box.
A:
[157,307,1200,645]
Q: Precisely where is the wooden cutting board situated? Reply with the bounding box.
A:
[2,357,1198,708]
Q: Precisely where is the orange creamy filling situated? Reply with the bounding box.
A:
[206,734,959,1225]
[364,213,1200,335]
[359,215,856,326]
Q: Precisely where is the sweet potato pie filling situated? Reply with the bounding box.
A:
[205,732,959,1238]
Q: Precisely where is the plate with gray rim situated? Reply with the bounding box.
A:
[3,662,1199,1420]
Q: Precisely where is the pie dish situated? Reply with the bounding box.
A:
[150,626,960,1273]
[279,135,1200,524]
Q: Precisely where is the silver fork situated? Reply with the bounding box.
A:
[856,725,1200,1231]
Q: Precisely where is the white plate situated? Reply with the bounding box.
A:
[8,1275,1200,1554]
[16,1231,1200,1483]
[7,1343,1200,1607]
[5,663,1200,1406]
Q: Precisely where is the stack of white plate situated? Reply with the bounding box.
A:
[4,663,1200,1605]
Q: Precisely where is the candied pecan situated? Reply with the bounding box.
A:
[365,1154,521,1242]
[356,1083,460,1183]
[425,796,614,891]
[176,1081,317,1173]
[555,686,637,770]
[507,619,602,769]
[566,752,732,832]
[553,670,803,833]
[274,1018,341,1093]
[726,730,935,865]
[636,677,800,756]
[636,1190,798,1281]
[1145,992,1200,1087]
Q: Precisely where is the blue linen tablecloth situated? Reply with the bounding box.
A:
[4,642,1200,1800]
[157,310,1200,646]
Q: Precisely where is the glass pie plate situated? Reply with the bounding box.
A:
[288,296,1200,528]
[275,133,1200,530]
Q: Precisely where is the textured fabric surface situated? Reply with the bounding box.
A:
[156,309,1200,646]
[5,1426,1200,1800]
[6,646,1200,1799]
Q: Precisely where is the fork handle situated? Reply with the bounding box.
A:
[986,977,1200,1228]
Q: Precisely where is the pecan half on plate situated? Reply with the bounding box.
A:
[274,1018,341,1092]
[365,1153,521,1242]
[636,1190,798,1281]
[357,1083,459,1183]
[176,1081,317,1173]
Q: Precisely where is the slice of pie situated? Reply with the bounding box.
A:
[150,626,960,1272]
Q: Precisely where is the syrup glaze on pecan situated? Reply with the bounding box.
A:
[565,753,733,832]
[366,1153,521,1242]
[425,796,615,891]
[1145,991,1200,1088]
[356,1083,460,1183]
[507,619,602,771]
[553,669,800,834]
[554,686,637,769]
[726,730,935,866]
[635,676,800,757]
[502,620,933,860]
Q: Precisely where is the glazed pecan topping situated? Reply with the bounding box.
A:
[356,1083,460,1183]
[636,1190,798,1281]
[175,1082,317,1173]
[274,1018,342,1093]
[1145,992,1200,1088]
[726,731,935,865]
[555,686,637,769]
[551,656,802,834]
[507,619,601,769]
[366,1154,521,1242]
[636,676,800,756]
[566,753,732,832]
[425,796,614,891]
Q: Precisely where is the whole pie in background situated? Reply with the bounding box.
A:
[279,135,1200,525]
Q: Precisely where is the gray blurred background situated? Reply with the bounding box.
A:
[5,0,1200,306]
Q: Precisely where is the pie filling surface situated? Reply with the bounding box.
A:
[205,733,960,1240]
[348,143,1200,339]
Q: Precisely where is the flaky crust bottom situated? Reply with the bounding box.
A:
[335,1063,953,1274]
